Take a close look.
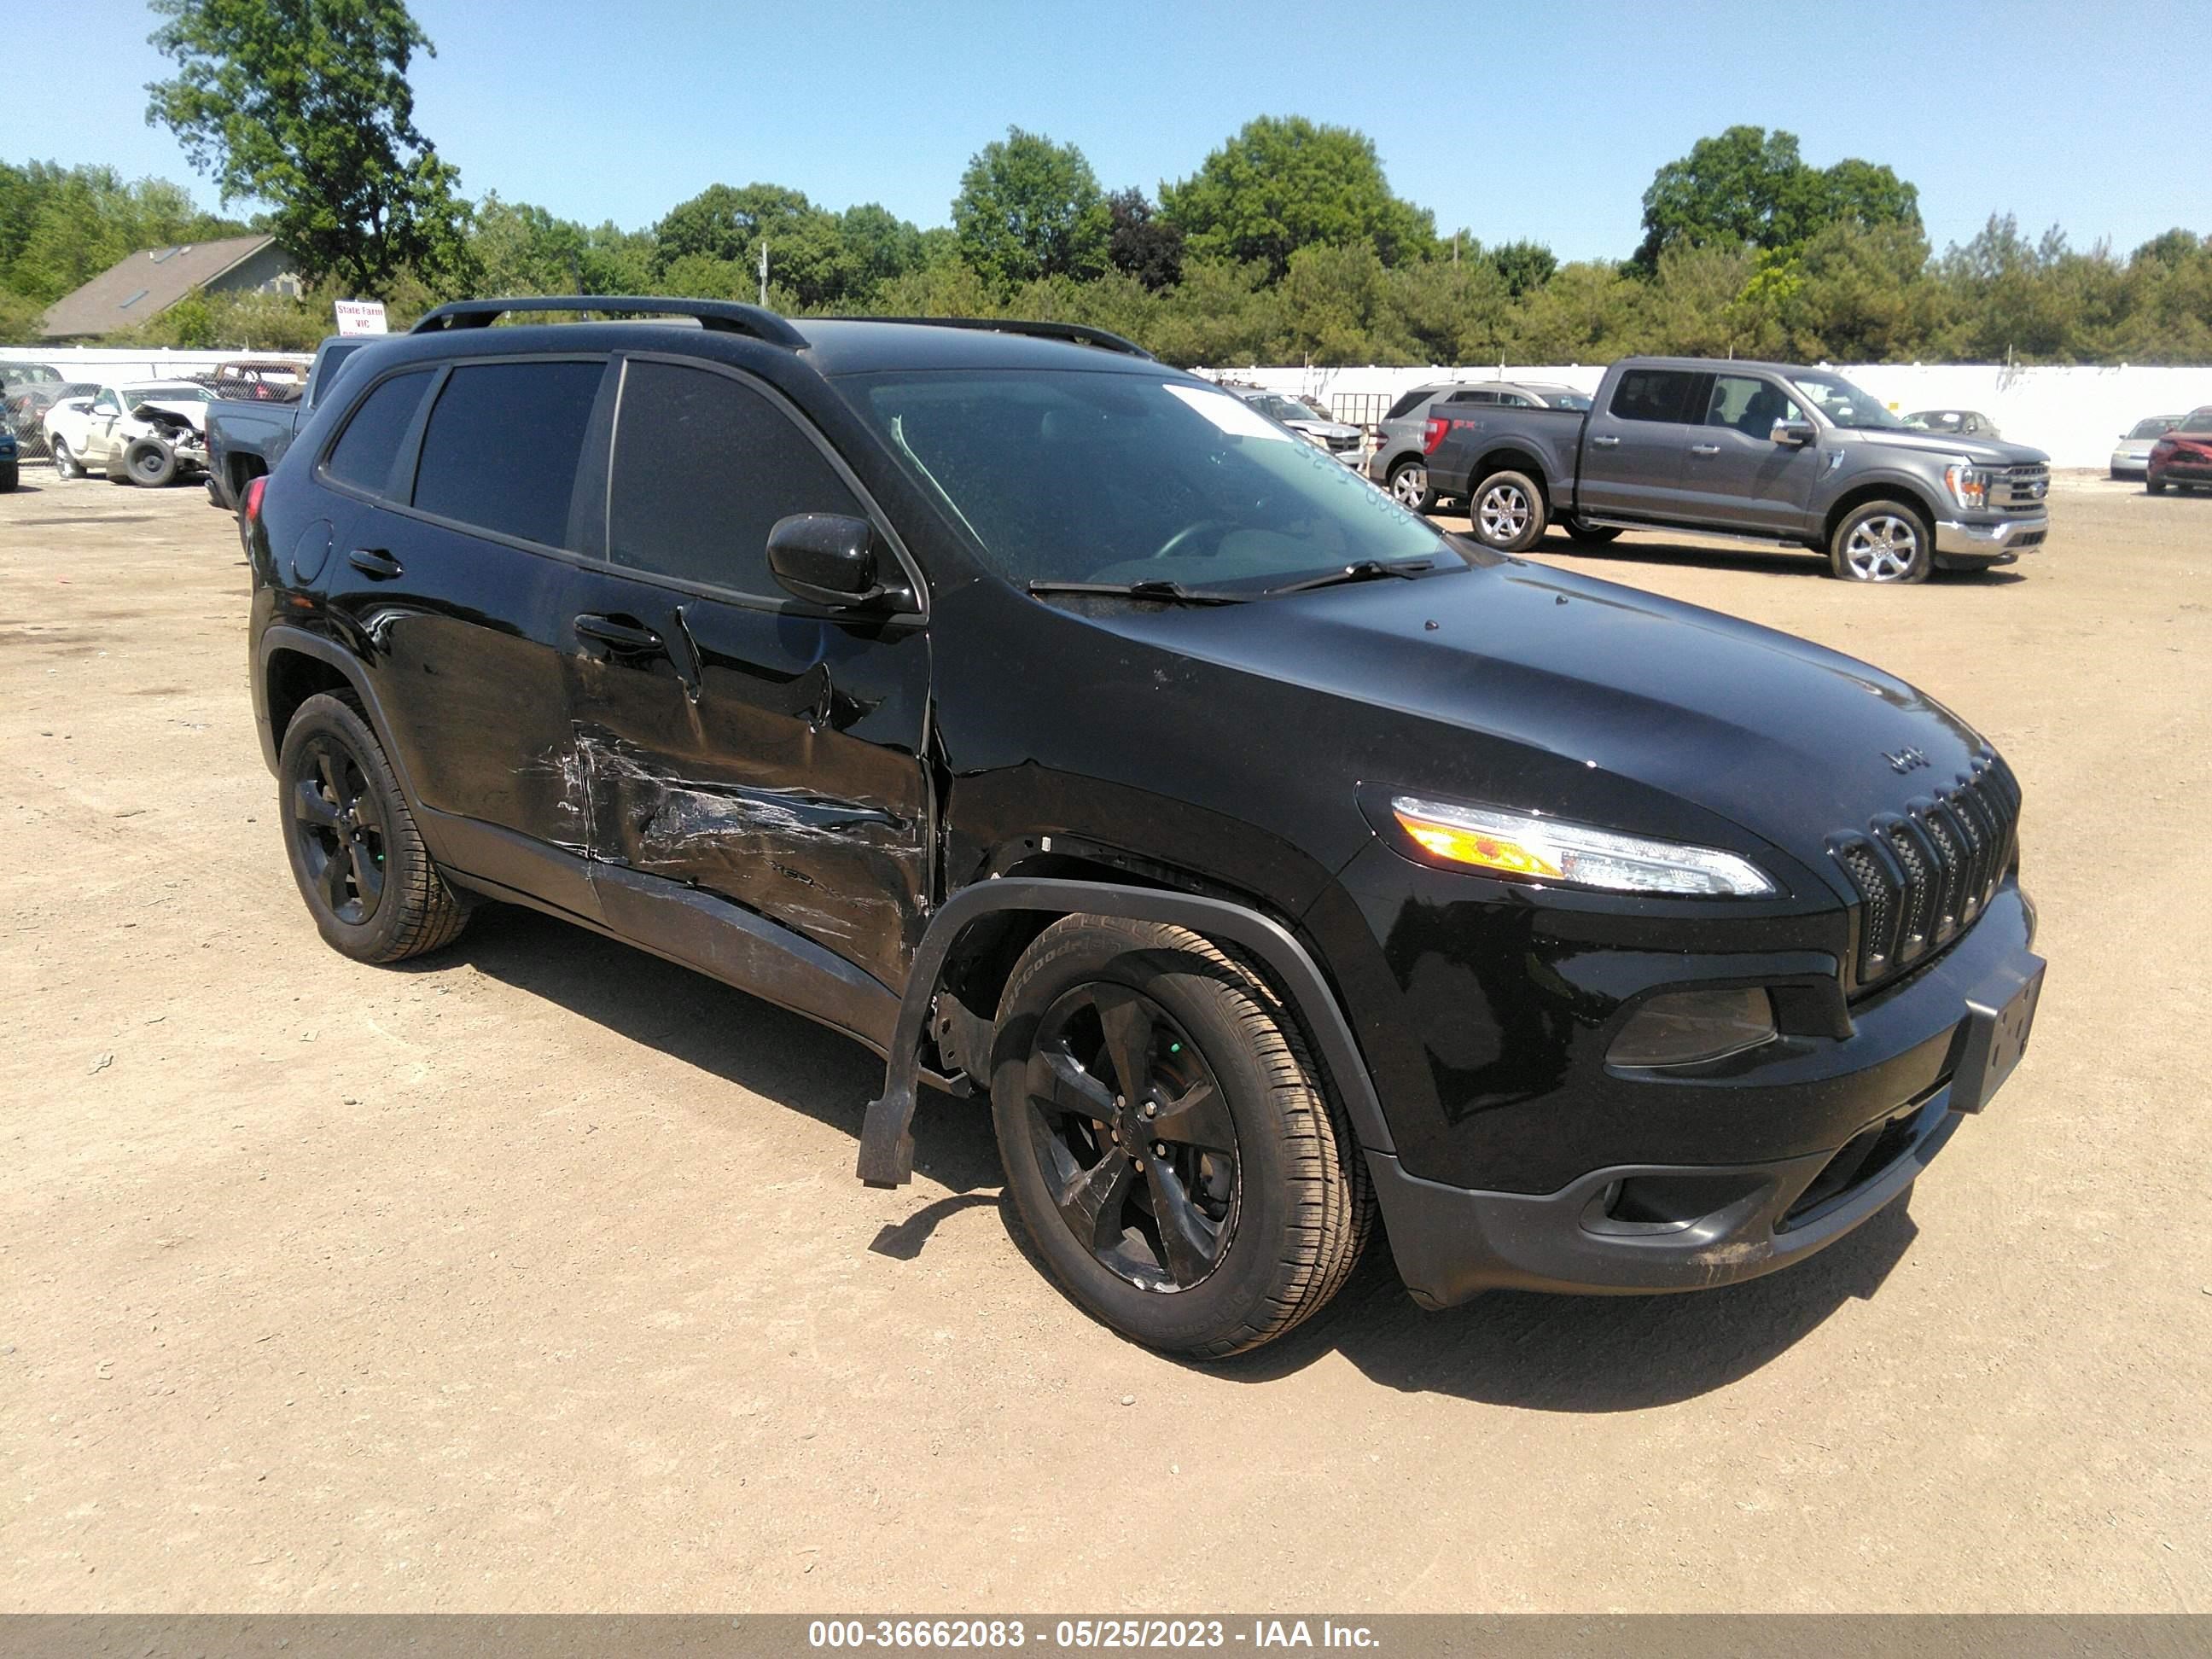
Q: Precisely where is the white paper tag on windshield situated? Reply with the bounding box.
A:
[1165,383,1291,442]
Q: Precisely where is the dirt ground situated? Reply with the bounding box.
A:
[2,468,2208,1615]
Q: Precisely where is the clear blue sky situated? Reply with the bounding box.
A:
[6,0,2208,263]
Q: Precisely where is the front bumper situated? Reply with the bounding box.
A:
[2110,448,2152,476]
[1354,878,2044,1307]
[1935,514,2046,559]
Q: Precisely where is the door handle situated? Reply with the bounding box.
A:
[348,547,402,579]
[573,613,666,654]
[1592,434,1620,448]
[1689,443,1720,456]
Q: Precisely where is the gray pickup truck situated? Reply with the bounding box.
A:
[1424,356,2051,582]
[204,335,374,509]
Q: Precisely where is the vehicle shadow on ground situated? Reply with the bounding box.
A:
[1206,1196,1918,1408]
[436,905,1913,1407]
[1442,523,2030,586]
[430,902,1006,1198]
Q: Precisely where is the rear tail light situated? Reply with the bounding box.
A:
[1421,416,1449,455]
[242,475,267,524]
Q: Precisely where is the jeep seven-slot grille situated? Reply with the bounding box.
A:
[1831,753,2019,992]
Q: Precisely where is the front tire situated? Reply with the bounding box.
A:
[278,693,469,963]
[1829,500,1932,583]
[125,438,177,488]
[1387,458,1438,514]
[990,917,1373,1356]
[2147,475,2168,495]
[50,438,79,479]
[1468,469,1548,552]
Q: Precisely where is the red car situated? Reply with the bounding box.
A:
[2147,406,2212,493]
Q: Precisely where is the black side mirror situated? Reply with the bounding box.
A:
[766,513,905,609]
[1771,418,1816,447]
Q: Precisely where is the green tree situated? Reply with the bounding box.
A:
[0,160,246,302]
[1483,238,1557,298]
[836,202,927,297]
[951,127,1109,289]
[144,0,474,296]
[1634,125,1917,271]
[1161,117,1435,278]
[1106,189,1185,290]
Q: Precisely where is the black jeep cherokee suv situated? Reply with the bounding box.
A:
[246,297,2044,1356]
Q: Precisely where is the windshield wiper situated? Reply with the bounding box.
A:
[1260,559,1435,597]
[1025,579,1248,605]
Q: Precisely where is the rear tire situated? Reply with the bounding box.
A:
[278,693,469,964]
[125,438,177,488]
[1828,500,1932,583]
[1387,458,1438,515]
[1467,469,1548,553]
[990,916,1373,1356]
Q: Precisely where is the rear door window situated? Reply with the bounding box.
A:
[1609,370,1698,424]
[323,370,434,496]
[411,359,607,549]
[608,358,867,597]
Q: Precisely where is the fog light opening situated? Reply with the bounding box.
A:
[1607,987,1777,1069]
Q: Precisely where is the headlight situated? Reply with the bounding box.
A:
[1388,795,1777,897]
[1943,462,1991,509]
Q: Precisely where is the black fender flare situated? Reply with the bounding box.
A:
[857,877,1393,1186]
[256,625,416,800]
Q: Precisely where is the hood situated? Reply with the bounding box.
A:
[128,399,208,432]
[1842,427,2045,467]
[1285,417,1361,441]
[1091,559,1990,859]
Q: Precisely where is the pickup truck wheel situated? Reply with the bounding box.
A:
[1470,469,1548,552]
[990,916,1373,1357]
[50,438,79,480]
[279,693,470,964]
[1830,501,1932,584]
[1563,520,1622,545]
[1388,459,1437,514]
[125,438,177,488]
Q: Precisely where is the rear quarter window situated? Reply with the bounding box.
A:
[411,359,607,548]
[323,370,433,496]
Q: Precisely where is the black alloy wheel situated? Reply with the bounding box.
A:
[289,733,387,926]
[1024,982,1240,1291]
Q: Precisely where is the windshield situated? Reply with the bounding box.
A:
[2177,409,2212,434]
[1787,372,1906,430]
[1247,393,1319,425]
[1545,391,1593,411]
[2129,418,2175,439]
[123,383,212,404]
[847,370,1448,592]
[2,364,61,388]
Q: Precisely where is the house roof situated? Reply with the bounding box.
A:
[39,235,283,340]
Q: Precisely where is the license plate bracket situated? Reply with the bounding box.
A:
[1950,955,2046,1115]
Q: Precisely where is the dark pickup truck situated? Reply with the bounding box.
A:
[1425,356,2051,582]
[205,335,374,509]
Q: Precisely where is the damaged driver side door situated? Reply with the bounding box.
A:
[560,354,934,993]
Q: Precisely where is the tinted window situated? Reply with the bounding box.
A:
[609,360,865,593]
[1449,390,1497,406]
[412,359,606,548]
[1384,386,1444,422]
[324,370,432,495]
[1704,374,1804,438]
[1610,370,1697,423]
[2180,409,2212,434]
[2129,417,2176,439]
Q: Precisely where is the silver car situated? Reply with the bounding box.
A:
[1366,381,1592,513]
[2111,415,2181,479]
[1231,389,1366,468]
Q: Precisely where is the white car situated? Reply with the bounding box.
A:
[2111,415,2181,480]
[1231,388,1367,468]
[44,381,214,486]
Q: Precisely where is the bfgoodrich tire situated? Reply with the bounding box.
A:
[1829,499,1933,583]
[989,916,1373,1357]
[278,692,469,963]
[1468,469,1548,552]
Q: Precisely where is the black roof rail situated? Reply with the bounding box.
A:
[409,295,807,349]
[824,315,1155,361]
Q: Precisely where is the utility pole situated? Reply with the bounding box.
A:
[759,242,769,306]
